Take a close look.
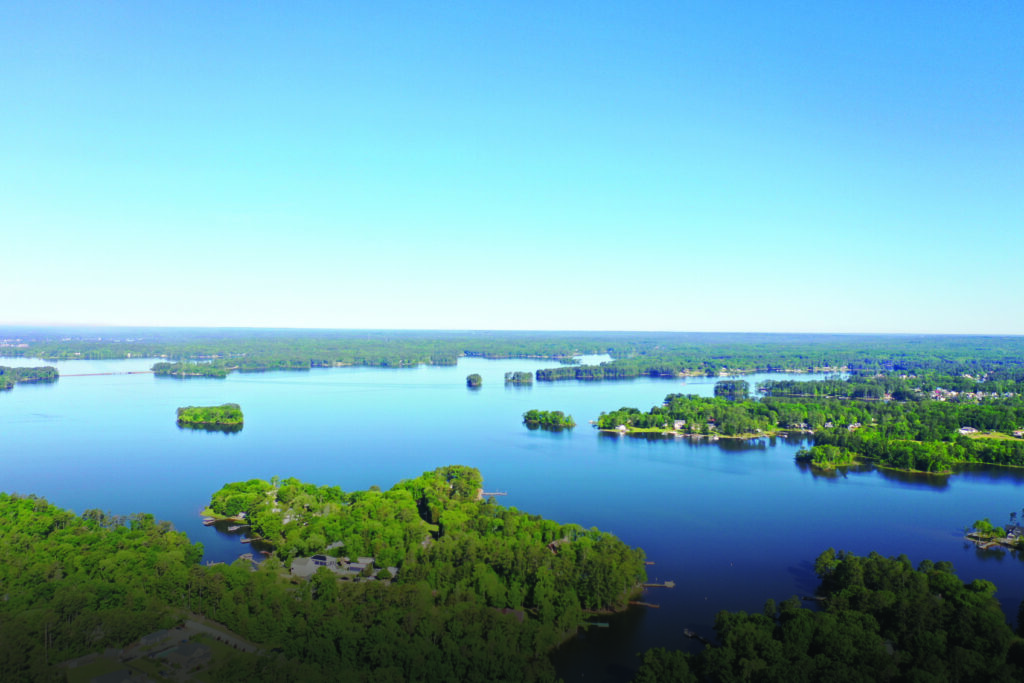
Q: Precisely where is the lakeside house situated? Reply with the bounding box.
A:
[290,553,398,582]
[958,426,979,435]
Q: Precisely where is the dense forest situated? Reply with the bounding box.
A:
[177,404,244,430]
[208,467,643,614]
[0,365,57,390]
[505,371,534,385]
[522,410,576,430]
[466,373,482,388]
[631,550,1024,682]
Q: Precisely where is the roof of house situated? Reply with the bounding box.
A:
[290,557,317,578]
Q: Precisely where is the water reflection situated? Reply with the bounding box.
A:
[177,423,243,434]
[875,467,951,490]
[793,460,952,490]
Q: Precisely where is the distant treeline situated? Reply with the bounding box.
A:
[7,329,1024,381]
[537,335,1024,383]
[0,365,57,390]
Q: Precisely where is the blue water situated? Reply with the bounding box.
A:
[2,357,1022,681]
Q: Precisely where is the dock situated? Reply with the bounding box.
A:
[643,580,675,588]
[629,601,660,608]
[683,629,710,645]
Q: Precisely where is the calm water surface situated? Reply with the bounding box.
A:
[2,357,1022,681]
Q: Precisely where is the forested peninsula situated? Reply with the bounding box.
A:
[600,372,1024,473]
[0,365,57,390]
[1,467,646,681]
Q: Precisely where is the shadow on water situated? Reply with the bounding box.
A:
[875,467,951,490]
[786,559,823,597]
[177,423,243,434]
[793,460,951,490]
[550,606,647,682]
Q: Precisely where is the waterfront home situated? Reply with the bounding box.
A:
[958,426,979,435]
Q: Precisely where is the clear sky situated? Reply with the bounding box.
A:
[2,2,1021,333]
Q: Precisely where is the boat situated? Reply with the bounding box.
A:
[202,518,216,526]
[227,525,241,531]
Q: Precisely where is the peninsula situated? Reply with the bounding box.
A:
[0,365,58,390]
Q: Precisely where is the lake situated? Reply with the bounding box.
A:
[2,356,1023,681]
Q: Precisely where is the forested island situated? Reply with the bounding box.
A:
[153,361,230,378]
[523,409,576,430]
[466,373,482,388]
[599,371,1024,474]
[177,404,244,431]
[0,365,57,390]
[505,371,533,385]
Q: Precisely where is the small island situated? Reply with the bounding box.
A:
[153,361,229,378]
[523,409,576,430]
[795,445,858,470]
[466,373,482,388]
[504,371,533,385]
[176,403,243,432]
[966,514,1024,551]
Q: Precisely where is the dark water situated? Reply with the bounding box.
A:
[2,357,1023,681]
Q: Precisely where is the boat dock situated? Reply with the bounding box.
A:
[629,601,660,608]
[643,580,675,588]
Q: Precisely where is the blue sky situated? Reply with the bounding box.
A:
[2,2,1021,333]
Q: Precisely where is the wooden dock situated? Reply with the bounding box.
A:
[684,629,710,645]
[643,580,675,588]
[629,601,660,608]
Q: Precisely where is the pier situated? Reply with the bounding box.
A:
[643,580,675,588]
[629,601,660,608]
